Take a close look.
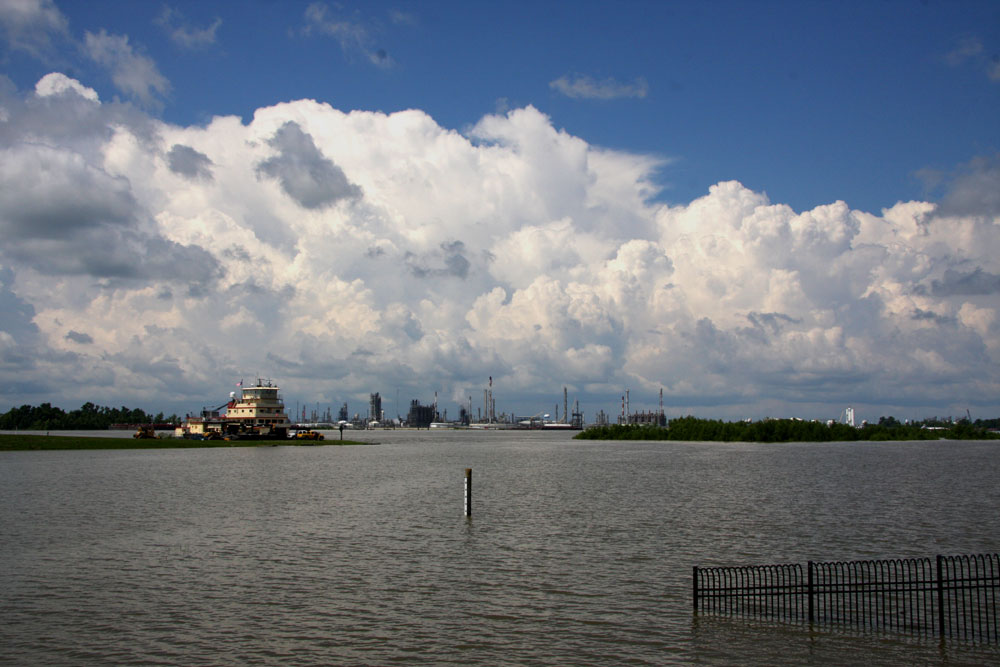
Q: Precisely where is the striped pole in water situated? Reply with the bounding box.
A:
[464,468,472,517]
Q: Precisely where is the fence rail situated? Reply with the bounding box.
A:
[693,554,999,642]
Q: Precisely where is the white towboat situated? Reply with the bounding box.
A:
[176,378,292,440]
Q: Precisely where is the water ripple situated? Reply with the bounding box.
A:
[3,435,1000,665]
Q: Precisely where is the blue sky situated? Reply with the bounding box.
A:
[1,0,999,423]
[9,0,998,213]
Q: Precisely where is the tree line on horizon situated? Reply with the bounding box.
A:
[3,402,999,438]
[575,415,1000,442]
[0,403,180,431]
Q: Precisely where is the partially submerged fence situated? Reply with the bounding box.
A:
[693,554,999,642]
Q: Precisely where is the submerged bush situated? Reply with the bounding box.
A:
[575,417,999,442]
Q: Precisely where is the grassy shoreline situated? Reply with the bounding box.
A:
[0,433,370,451]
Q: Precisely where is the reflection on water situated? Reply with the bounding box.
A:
[2,431,999,665]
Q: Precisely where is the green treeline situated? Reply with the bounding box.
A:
[0,403,179,431]
[575,416,1000,442]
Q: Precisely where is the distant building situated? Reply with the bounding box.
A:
[407,400,435,428]
[627,411,667,426]
[369,392,382,422]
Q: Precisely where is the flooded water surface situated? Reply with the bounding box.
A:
[2,431,999,665]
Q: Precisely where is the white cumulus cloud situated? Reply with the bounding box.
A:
[83,29,170,107]
[0,0,68,58]
[550,74,649,100]
[0,73,998,421]
[34,71,98,101]
[155,6,221,50]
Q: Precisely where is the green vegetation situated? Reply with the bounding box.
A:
[0,402,178,430]
[0,434,368,451]
[575,416,1000,442]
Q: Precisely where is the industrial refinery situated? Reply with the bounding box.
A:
[290,379,667,431]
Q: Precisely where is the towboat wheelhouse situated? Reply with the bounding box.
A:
[225,379,291,437]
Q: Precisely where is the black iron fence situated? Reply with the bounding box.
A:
[693,554,999,642]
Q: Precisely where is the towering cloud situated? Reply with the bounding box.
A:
[0,74,997,418]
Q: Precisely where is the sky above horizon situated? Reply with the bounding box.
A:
[0,0,998,423]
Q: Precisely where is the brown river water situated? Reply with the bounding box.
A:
[2,430,999,665]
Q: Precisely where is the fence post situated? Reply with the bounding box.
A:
[807,561,815,625]
[937,554,945,638]
[693,566,699,613]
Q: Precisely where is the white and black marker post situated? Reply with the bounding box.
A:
[464,468,472,517]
